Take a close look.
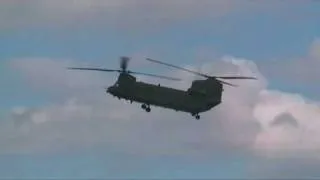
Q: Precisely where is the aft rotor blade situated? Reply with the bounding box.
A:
[67,67,121,72]
[215,76,257,80]
[146,58,210,78]
[128,71,182,81]
[146,58,258,81]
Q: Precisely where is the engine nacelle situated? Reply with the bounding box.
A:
[187,80,208,95]
[188,79,223,98]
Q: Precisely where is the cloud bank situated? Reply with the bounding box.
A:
[4,52,320,158]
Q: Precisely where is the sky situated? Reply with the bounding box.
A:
[1,0,320,179]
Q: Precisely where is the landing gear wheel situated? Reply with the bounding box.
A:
[191,113,200,120]
[142,104,151,112]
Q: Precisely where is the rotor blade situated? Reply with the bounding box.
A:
[146,58,258,81]
[215,76,257,80]
[67,67,121,72]
[217,79,238,87]
[146,58,210,78]
[128,71,182,81]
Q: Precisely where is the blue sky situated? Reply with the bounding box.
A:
[1,1,320,178]
[0,150,252,179]
[2,11,320,101]
[1,2,319,100]
[1,6,319,62]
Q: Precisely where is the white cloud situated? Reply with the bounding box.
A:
[4,52,320,177]
[253,90,320,157]
[4,54,320,159]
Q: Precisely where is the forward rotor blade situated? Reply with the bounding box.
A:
[146,58,210,78]
[215,76,257,80]
[128,71,182,81]
[67,67,121,72]
[217,79,238,87]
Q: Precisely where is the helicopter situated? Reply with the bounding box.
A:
[68,56,257,120]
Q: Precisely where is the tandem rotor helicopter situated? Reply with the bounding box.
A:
[68,57,257,120]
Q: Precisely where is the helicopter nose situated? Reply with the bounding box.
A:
[107,86,113,93]
[107,86,117,95]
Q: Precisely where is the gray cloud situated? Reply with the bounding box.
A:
[270,113,299,128]
[0,0,302,31]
